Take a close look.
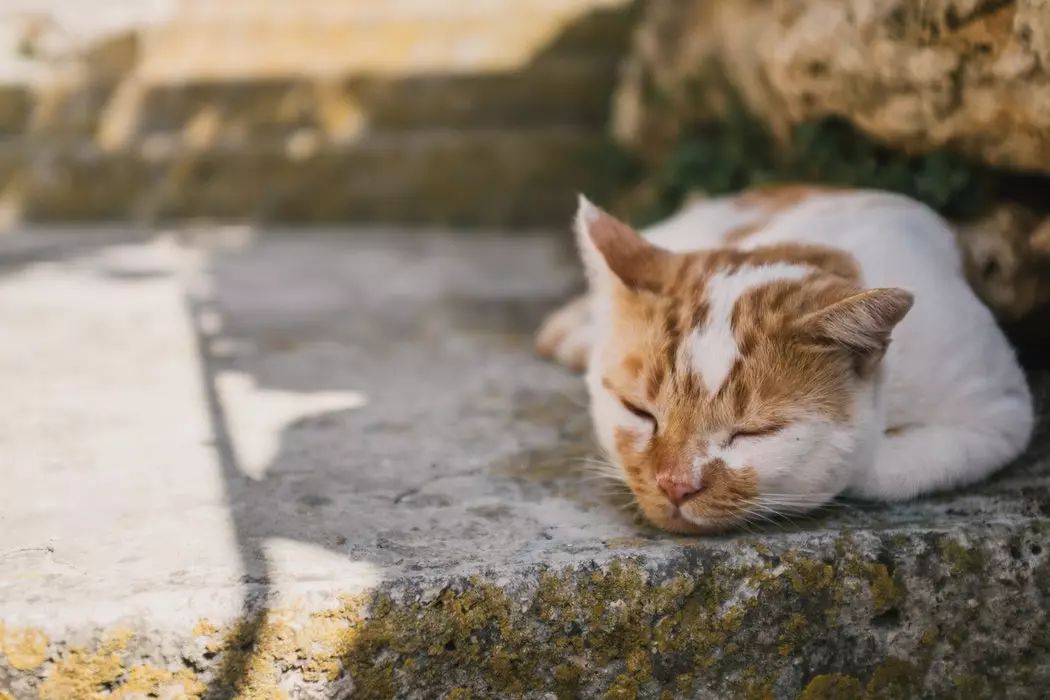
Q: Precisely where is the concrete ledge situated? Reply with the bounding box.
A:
[0,228,1047,699]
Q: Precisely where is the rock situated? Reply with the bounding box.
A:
[613,0,1050,174]
[955,203,1050,320]
[1,226,1048,698]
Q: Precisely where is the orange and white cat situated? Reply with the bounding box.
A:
[537,187,1033,533]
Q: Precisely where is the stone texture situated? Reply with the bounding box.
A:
[613,0,1050,174]
[1,226,1048,699]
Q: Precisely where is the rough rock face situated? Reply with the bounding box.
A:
[614,0,1050,174]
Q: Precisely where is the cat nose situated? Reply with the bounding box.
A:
[656,472,703,506]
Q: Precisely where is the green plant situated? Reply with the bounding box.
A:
[638,114,991,225]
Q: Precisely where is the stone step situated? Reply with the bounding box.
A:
[171,0,628,22]
[4,128,622,226]
[0,55,621,143]
[130,55,621,139]
[0,85,32,135]
[137,1,637,81]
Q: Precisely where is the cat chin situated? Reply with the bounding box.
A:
[670,513,744,535]
[644,504,747,534]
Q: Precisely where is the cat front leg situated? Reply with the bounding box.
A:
[847,415,1032,501]
[535,294,592,371]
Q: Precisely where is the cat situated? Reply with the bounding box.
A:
[536,187,1033,533]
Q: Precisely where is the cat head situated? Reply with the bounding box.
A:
[575,197,913,533]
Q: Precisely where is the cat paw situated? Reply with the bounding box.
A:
[535,295,591,372]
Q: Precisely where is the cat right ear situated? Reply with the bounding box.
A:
[575,195,671,294]
[800,287,914,375]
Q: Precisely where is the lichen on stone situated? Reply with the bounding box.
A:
[0,623,49,672]
[10,528,1048,698]
[37,627,131,700]
[939,539,984,575]
[799,673,864,699]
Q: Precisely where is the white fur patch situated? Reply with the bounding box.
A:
[689,264,810,394]
[644,199,764,252]
[576,193,602,227]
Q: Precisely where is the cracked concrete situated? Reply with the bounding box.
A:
[0,226,1048,698]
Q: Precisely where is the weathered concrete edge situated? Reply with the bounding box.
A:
[3,523,1049,699]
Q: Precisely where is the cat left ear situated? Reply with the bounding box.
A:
[800,287,914,375]
[575,195,672,293]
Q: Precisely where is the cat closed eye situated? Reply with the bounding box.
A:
[620,399,656,427]
[726,424,783,446]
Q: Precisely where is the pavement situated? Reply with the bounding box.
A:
[1,225,1048,699]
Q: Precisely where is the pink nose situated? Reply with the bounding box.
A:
[657,472,702,506]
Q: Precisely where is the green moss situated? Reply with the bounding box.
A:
[785,613,807,635]
[781,552,834,594]
[939,540,984,575]
[604,673,640,699]
[951,673,991,699]
[344,578,529,699]
[552,662,583,699]
[180,534,1044,698]
[633,104,1008,225]
[843,559,905,614]
[866,658,922,699]
[339,557,782,696]
[734,669,776,700]
[799,673,865,700]
[920,628,939,647]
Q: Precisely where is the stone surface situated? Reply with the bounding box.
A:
[613,0,1050,174]
[1,226,1049,699]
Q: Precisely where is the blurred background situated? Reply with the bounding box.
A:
[1,0,1048,358]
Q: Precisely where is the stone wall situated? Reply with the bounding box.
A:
[614,0,1050,173]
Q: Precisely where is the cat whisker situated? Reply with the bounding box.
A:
[745,507,789,530]
[574,456,619,469]
[578,469,626,482]
[753,495,844,510]
[756,492,841,501]
[739,509,778,529]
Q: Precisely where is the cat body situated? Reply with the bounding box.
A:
[537,187,1032,533]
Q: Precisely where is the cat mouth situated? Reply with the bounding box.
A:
[659,510,706,534]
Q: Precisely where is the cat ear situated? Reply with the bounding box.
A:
[575,195,671,294]
[800,287,914,375]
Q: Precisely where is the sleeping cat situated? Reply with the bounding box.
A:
[536,187,1033,533]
